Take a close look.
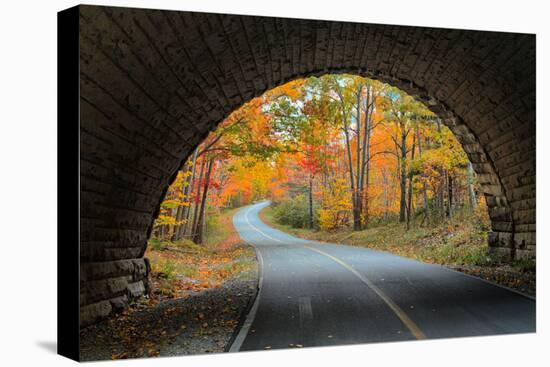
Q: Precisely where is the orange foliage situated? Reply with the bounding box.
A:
[157,74,475,234]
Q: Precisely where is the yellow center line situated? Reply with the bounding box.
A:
[244,203,426,340]
[304,245,426,340]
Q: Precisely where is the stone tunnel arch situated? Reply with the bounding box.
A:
[78,5,535,325]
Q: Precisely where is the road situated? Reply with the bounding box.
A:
[230,201,535,351]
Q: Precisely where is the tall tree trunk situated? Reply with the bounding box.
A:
[399,124,408,223]
[382,170,389,220]
[172,155,195,241]
[193,158,214,244]
[343,117,360,231]
[447,173,454,219]
[191,157,206,240]
[467,162,477,211]
[406,132,416,230]
[171,205,183,241]
[385,190,390,220]
[181,149,199,237]
[308,174,314,229]
[172,204,184,241]
[335,84,359,230]
[355,84,363,230]
[360,86,373,228]
[415,126,429,225]
[439,172,445,221]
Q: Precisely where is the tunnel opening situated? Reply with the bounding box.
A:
[143,72,515,286]
[149,73,495,247]
[78,5,535,356]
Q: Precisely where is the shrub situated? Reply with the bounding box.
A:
[159,260,176,279]
[272,195,317,229]
[149,238,163,251]
[205,211,220,234]
[512,258,536,273]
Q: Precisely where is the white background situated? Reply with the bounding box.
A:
[0,0,548,365]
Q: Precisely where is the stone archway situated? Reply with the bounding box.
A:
[78,5,535,325]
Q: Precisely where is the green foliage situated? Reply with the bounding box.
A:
[204,210,224,247]
[272,195,316,229]
[149,238,163,251]
[268,96,309,144]
[205,211,220,233]
[512,258,536,273]
[158,260,176,279]
[270,203,496,268]
[173,238,207,251]
[425,238,491,266]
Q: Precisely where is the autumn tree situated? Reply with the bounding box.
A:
[154,73,483,243]
[318,178,352,231]
[378,87,435,226]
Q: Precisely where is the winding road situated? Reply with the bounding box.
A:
[230,201,535,352]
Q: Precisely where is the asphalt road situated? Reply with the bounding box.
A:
[230,201,536,352]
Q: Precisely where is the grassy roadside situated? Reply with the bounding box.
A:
[146,208,256,301]
[261,206,492,266]
[260,206,535,296]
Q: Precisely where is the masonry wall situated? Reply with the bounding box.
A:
[78,5,536,326]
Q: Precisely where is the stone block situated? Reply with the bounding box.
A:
[515,248,535,260]
[514,232,536,248]
[80,276,128,306]
[110,295,128,312]
[127,281,146,298]
[80,259,134,282]
[80,300,112,327]
[488,231,512,248]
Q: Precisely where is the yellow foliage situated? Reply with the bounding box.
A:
[318,178,352,231]
[154,215,186,226]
